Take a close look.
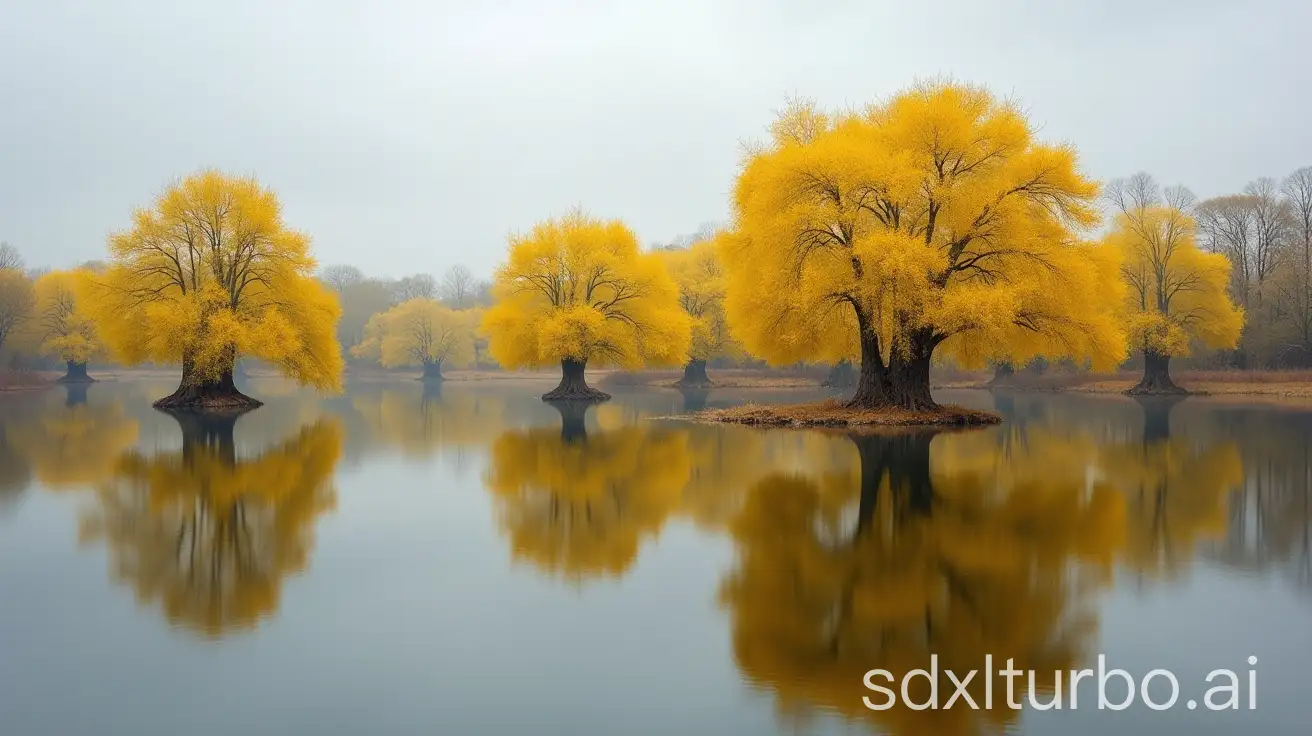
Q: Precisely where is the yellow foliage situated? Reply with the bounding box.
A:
[655,237,746,362]
[483,419,690,581]
[86,170,343,390]
[481,210,692,369]
[351,298,477,370]
[1105,206,1244,356]
[0,267,36,353]
[723,82,1126,371]
[24,269,105,364]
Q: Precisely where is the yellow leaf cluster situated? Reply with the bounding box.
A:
[655,236,746,362]
[481,211,692,370]
[723,82,1126,370]
[25,269,105,364]
[351,298,477,369]
[1105,207,1244,357]
[86,170,343,390]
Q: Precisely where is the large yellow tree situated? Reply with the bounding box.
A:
[1105,174,1244,394]
[29,269,104,383]
[656,236,745,387]
[481,211,691,401]
[351,298,476,382]
[722,83,1126,411]
[87,170,343,409]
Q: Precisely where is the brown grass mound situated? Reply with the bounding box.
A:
[691,400,1000,428]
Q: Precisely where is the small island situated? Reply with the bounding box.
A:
[692,400,1000,428]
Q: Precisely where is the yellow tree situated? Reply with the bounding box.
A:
[1105,174,1244,394]
[78,416,342,638]
[29,269,104,382]
[350,298,476,382]
[722,83,1126,411]
[86,170,343,409]
[656,236,745,387]
[0,266,35,356]
[481,210,691,401]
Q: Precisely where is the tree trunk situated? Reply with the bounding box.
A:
[549,400,591,443]
[845,326,938,412]
[56,360,94,383]
[419,360,444,382]
[1127,350,1187,396]
[675,359,712,388]
[542,358,610,401]
[822,359,856,388]
[988,361,1015,386]
[154,351,263,410]
[882,334,938,412]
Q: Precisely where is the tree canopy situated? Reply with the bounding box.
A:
[722,83,1127,410]
[28,269,104,370]
[351,298,477,379]
[657,235,744,373]
[481,211,691,376]
[86,170,343,406]
[0,266,35,355]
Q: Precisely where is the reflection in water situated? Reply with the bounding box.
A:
[1203,406,1312,592]
[76,410,342,638]
[347,382,508,468]
[1101,397,1243,580]
[484,401,689,581]
[6,381,1307,734]
[719,428,1125,735]
[5,386,139,490]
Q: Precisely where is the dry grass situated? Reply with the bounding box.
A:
[0,370,54,392]
[691,399,1000,429]
[941,369,1312,399]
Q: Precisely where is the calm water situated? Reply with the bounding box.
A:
[1,379,1309,736]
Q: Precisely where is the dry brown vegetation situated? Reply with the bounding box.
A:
[0,370,52,391]
[690,400,1000,429]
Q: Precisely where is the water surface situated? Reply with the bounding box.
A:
[1,379,1308,735]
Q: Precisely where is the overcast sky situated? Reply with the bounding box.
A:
[2,0,1309,278]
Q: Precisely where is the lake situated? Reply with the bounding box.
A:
[1,378,1308,735]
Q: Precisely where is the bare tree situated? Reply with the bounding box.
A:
[390,273,437,303]
[1197,195,1256,306]
[319,264,365,293]
[0,242,23,271]
[440,264,475,308]
[1279,168,1312,356]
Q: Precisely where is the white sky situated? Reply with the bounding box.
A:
[2,0,1309,278]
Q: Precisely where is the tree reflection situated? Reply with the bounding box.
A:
[1202,408,1312,593]
[348,383,508,463]
[484,401,690,582]
[4,388,139,490]
[719,428,1124,735]
[77,410,342,638]
[1099,397,1243,579]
